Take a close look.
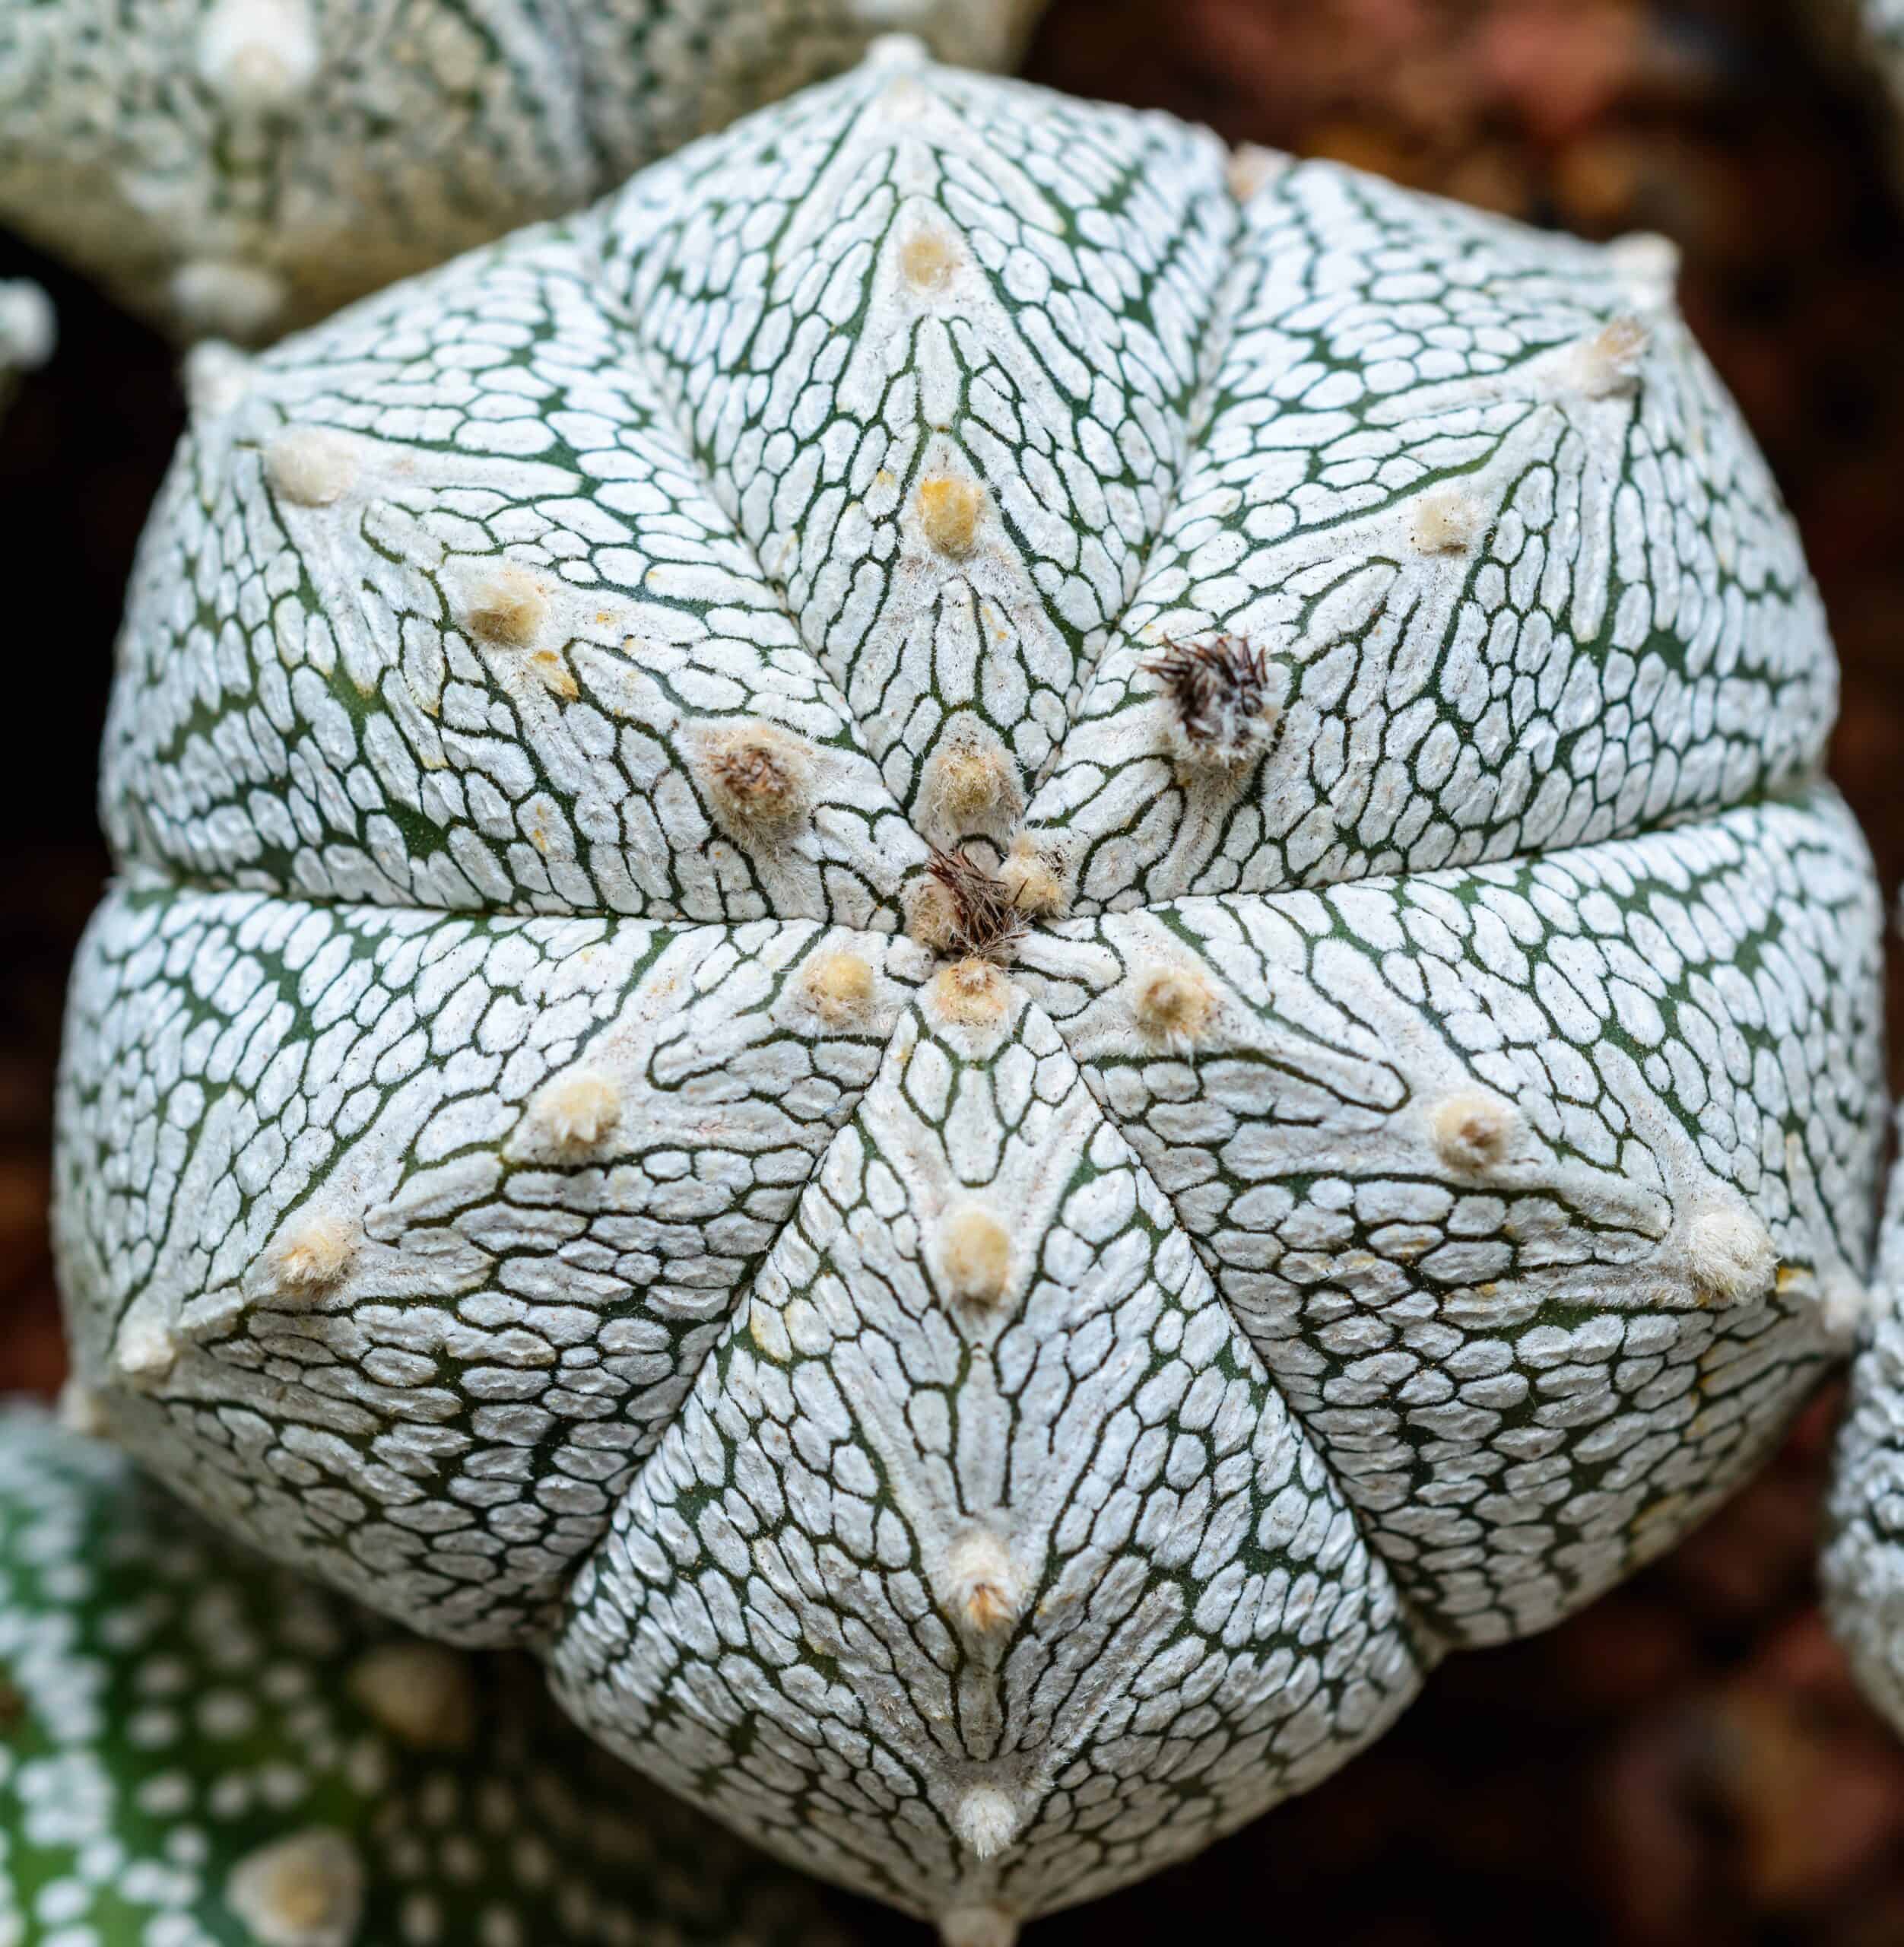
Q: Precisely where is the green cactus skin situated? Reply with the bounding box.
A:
[51,40,1887,1940]
[0,1402,864,1947]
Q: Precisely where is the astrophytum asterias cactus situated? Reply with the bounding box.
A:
[0,1405,858,1947]
[0,0,1045,341]
[52,38,1888,1939]
[0,278,52,421]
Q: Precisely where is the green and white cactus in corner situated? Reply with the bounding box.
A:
[46,38,1890,1943]
[0,1405,860,1947]
[0,0,1046,341]
[0,278,52,421]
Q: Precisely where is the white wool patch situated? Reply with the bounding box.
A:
[954,1783,1022,1860]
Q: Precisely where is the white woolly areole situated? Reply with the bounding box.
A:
[940,1906,1020,1947]
[264,427,357,506]
[0,281,53,369]
[267,1212,357,1300]
[462,564,547,649]
[1411,484,1488,554]
[1563,316,1649,399]
[693,719,818,833]
[170,259,286,339]
[113,1307,179,1389]
[1684,1201,1778,1306]
[529,1070,622,1153]
[954,1784,1022,1860]
[1226,143,1290,202]
[862,30,931,67]
[1128,961,1217,1048]
[804,948,877,1024]
[996,834,1068,920]
[347,1640,476,1750]
[925,735,1020,828]
[1605,230,1680,310]
[938,1206,1013,1306]
[225,1828,364,1947]
[1430,1090,1520,1172]
[196,0,321,110]
[941,1527,1020,1635]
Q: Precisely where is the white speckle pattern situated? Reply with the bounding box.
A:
[0,0,1046,338]
[52,52,1886,1931]
[0,1407,858,1947]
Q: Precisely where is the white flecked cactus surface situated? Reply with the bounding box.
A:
[51,40,1889,1939]
[0,0,1045,341]
[0,1404,858,1947]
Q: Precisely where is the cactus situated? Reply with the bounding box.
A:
[0,1403,859,1945]
[0,0,1046,340]
[50,42,1887,1940]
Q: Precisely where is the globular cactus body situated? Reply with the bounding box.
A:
[49,43,1887,1939]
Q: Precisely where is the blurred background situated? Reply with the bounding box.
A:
[3,2,1903,1941]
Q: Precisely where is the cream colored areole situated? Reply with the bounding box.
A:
[0,0,1045,338]
[52,40,1887,1942]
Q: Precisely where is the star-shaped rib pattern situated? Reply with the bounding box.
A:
[55,43,1887,1934]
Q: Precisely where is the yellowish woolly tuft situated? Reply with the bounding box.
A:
[1685,1202,1777,1306]
[1566,316,1649,399]
[939,1206,1013,1306]
[1129,961,1217,1047]
[346,1642,476,1751]
[803,949,876,1025]
[226,1828,364,1947]
[268,1212,356,1300]
[1430,1090,1518,1172]
[919,475,985,557]
[928,741,1019,827]
[1226,143,1288,202]
[56,1378,110,1440]
[928,958,1013,1030]
[940,1908,1020,1947]
[909,876,960,954]
[901,224,960,293]
[531,1070,621,1154]
[954,1784,1022,1862]
[464,565,547,649]
[1411,484,1487,555]
[942,1528,1020,1635]
[996,833,1068,920]
[196,0,321,110]
[695,719,817,831]
[263,426,356,507]
[170,259,285,339]
[113,1313,179,1390]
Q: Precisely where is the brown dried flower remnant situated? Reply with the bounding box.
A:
[1146,634,1282,764]
[924,846,1030,961]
